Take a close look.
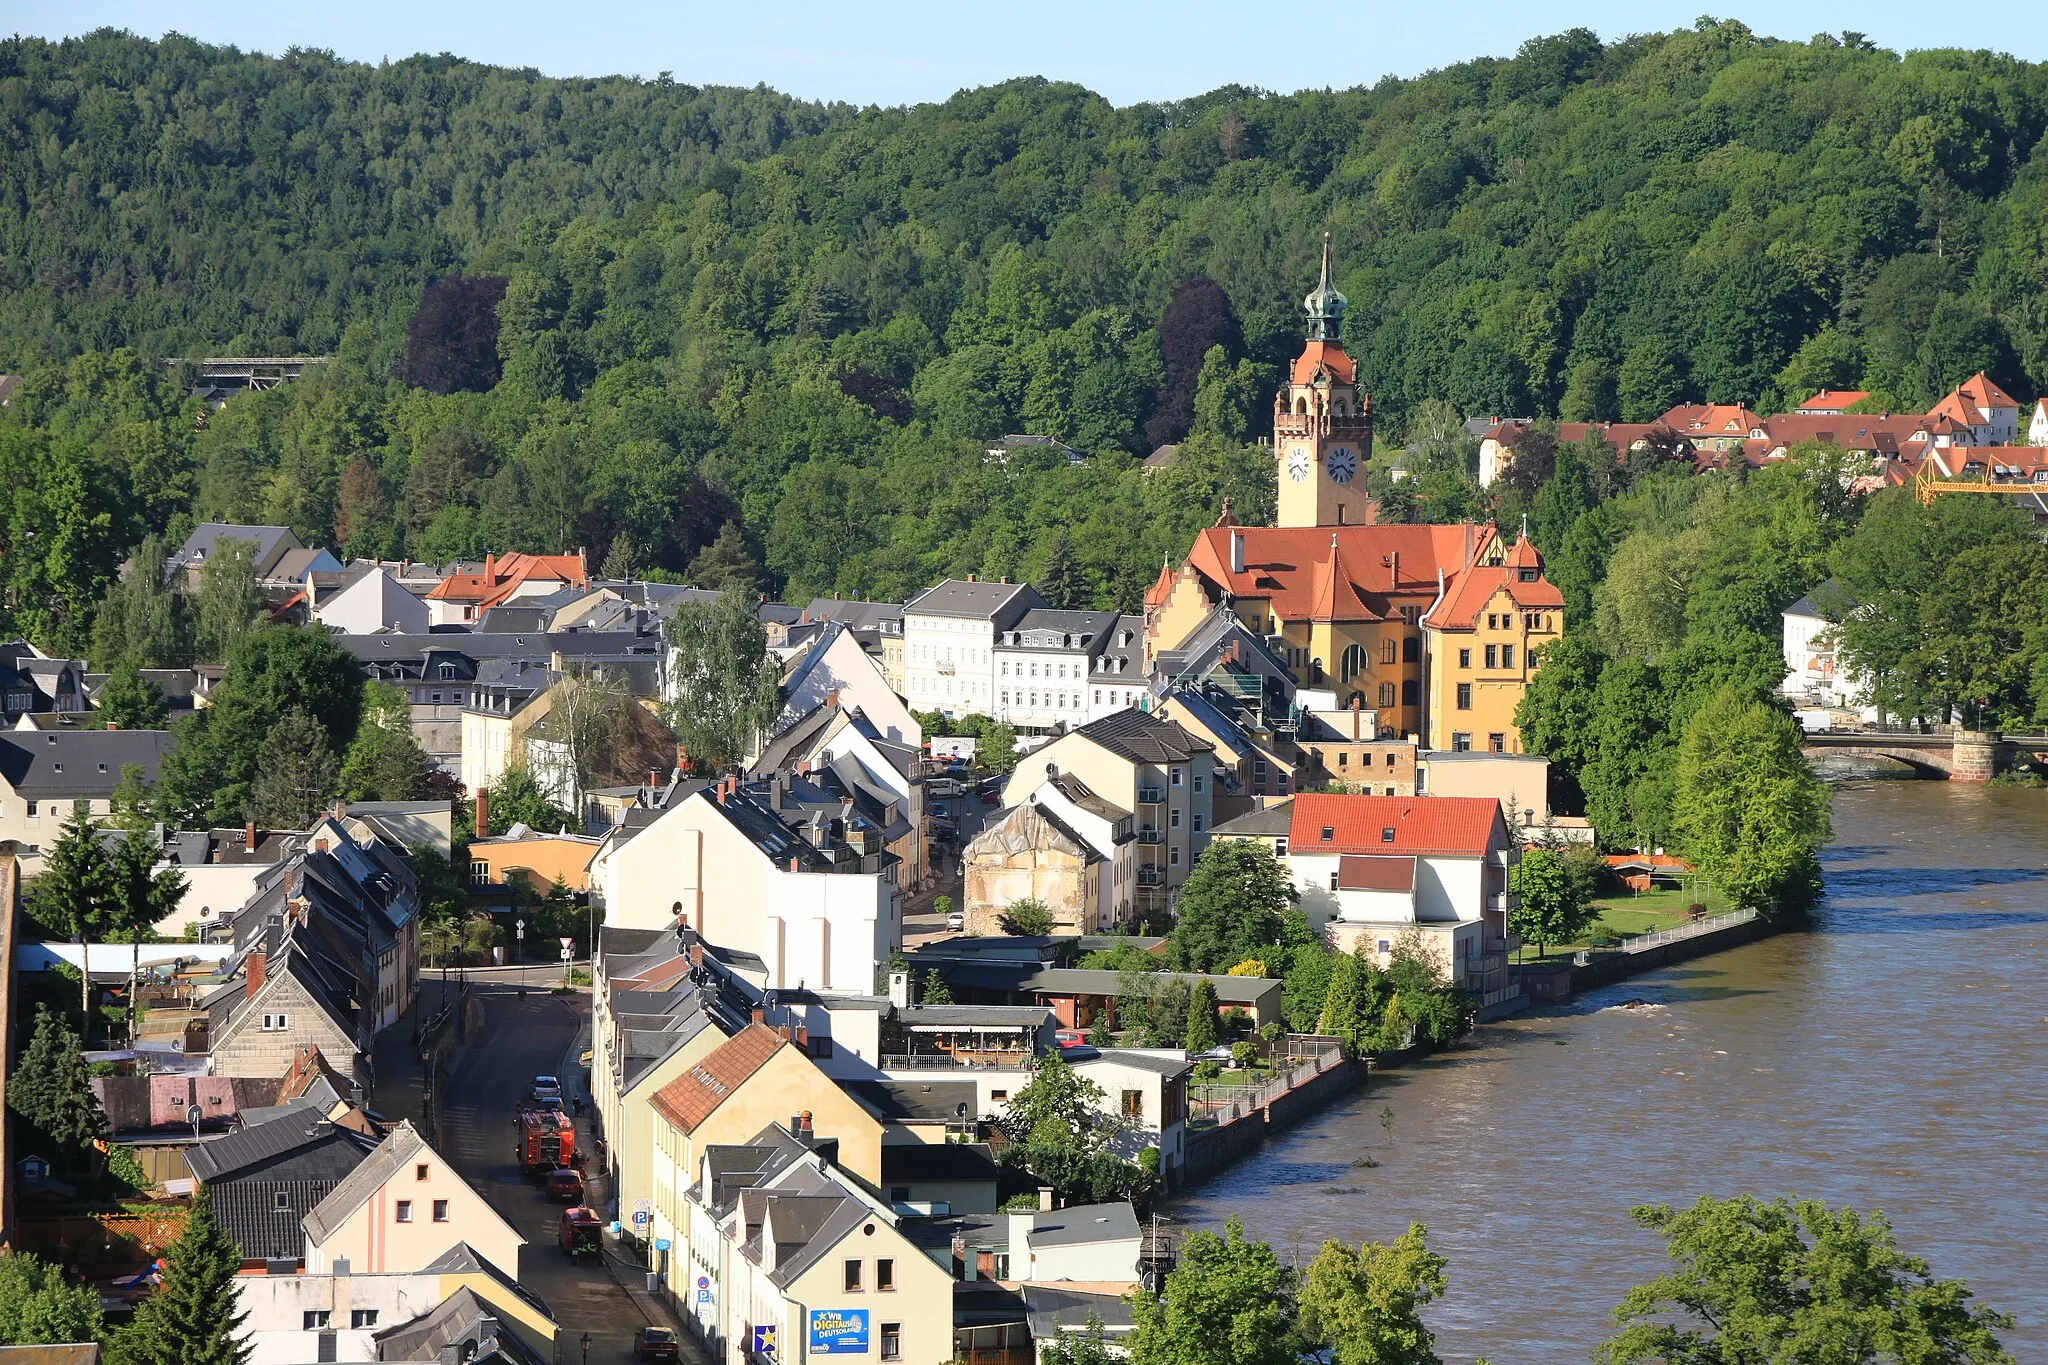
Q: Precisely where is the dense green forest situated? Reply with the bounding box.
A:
[2,22,2048,652]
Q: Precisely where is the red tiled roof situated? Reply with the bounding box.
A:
[1338,854,1417,892]
[1423,564,1564,631]
[425,551,588,608]
[1289,793,1504,858]
[648,1023,785,1134]
[1795,390,1869,412]
[1661,403,1763,435]
[1186,523,1496,623]
[1290,341,1356,385]
[1143,559,1177,609]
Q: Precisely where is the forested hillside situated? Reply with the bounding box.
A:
[3,21,2048,647]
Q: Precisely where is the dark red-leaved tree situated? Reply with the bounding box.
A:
[1146,278,1243,451]
[405,275,509,395]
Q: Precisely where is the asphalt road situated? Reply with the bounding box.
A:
[434,983,704,1365]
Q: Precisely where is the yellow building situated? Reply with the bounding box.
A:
[1144,238,1567,753]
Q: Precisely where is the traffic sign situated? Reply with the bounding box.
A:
[560,936,575,949]
[560,948,573,961]
[654,1238,671,1252]
[697,1276,709,1290]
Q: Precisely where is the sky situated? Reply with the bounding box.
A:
[10,0,2048,106]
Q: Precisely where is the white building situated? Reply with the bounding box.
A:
[1781,590,1873,715]
[1237,792,1515,993]
[591,778,900,995]
[992,609,1147,734]
[312,566,431,636]
[902,579,1043,719]
[773,622,921,749]
[2029,398,2048,447]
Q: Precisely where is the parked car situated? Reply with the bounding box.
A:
[930,802,952,819]
[1192,1045,1238,1066]
[946,912,965,932]
[635,1329,680,1362]
[929,778,964,799]
[546,1167,584,1202]
[531,1075,562,1103]
[930,819,959,840]
[1054,1029,1086,1048]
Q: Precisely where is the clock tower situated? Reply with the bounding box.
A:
[1275,234,1373,529]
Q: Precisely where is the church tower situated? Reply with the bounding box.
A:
[1274,234,1373,529]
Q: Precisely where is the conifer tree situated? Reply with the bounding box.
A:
[1316,950,1362,1052]
[1184,978,1220,1053]
[127,1185,250,1365]
[7,1007,108,1162]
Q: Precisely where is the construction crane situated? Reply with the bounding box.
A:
[1913,462,2048,509]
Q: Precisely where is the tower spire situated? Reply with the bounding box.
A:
[1303,231,1348,342]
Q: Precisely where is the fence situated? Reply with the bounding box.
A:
[1620,908,1759,955]
[1188,1035,1344,1127]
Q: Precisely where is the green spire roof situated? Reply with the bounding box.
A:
[1303,232,1348,341]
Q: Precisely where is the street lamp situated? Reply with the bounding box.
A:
[579,1333,590,1365]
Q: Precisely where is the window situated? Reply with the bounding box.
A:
[1170,809,1180,829]
[1320,825,1334,842]
[432,1200,449,1222]
[881,1323,901,1362]
[303,1312,331,1330]
[1380,639,1397,665]
[1329,871,1340,891]
[1338,752,1349,769]
[395,1201,413,1223]
[1121,1089,1145,1118]
[1484,645,1497,669]
[98,762,107,773]
[1401,680,1419,706]
[351,1311,379,1329]
[1274,837,1287,856]
[260,1013,290,1032]
[1402,637,1420,663]
[1458,648,1471,669]
[25,802,35,817]
[1502,644,1515,669]
[1193,813,1204,832]
[1377,939,1392,955]
[1456,683,1472,709]
[1377,682,1395,707]
[1452,732,1472,752]
[274,1191,292,1212]
[1170,768,1184,787]
[1193,772,1203,792]
[809,1035,835,1059]
[1341,643,1366,679]
[1169,848,1180,866]
[877,1259,896,1292]
[1380,827,1395,843]
[990,1090,1008,1104]
[844,1259,864,1293]
[1385,752,1396,768]
[415,1163,429,1181]
[1490,733,1506,753]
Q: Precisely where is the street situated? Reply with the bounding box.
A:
[417,981,707,1365]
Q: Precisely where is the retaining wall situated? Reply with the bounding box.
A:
[1181,1056,1366,1185]
[1567,915,1772,993]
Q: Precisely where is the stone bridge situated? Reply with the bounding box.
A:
[1802,730,2048,781]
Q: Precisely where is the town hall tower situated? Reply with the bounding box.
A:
[1274,234,1374,529]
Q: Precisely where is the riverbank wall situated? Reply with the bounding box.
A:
[1512,911,1778,1003]
[1181,1054,1367,1185]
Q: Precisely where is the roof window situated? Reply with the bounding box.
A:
[1381,827,1396,843]
[1320,826,1334,842]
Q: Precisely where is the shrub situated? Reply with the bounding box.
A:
[1230,1041,1259,1068]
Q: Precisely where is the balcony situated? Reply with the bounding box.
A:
[1136,828,1164,845]
[1135,868,1165,887]
[1485,892,1520,913]
[1137,786,1164,805]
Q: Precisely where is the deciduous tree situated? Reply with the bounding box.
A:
[663,586,780,770]
[1129,1216,1296,1365]
[1299,1223,1448,1365]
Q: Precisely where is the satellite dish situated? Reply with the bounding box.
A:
[187,1105,204,1127]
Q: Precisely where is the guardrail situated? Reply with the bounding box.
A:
[1621,907,1758,954]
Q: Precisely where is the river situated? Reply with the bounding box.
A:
[1163,782,2048,1361]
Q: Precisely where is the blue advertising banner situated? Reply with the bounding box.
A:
[808,1309,869,1354]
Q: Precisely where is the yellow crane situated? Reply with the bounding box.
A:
[1913,462,2048,506]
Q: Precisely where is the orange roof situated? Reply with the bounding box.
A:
[1424,564,1565,630]
[1796,390,1869,411]
[1143,558,1177,609]
[425,551,588,609]
[1930,371,2021,428]
[1505,537,1541,570]
[1186,523,1496,623]
[1290,793,1504,858]
[1661,403,1763,435]
[648,1023,785,1134]
[1290,341,1356,385]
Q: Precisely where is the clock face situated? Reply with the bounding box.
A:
[1326,446,1358,484]
[1287,446,1311,482]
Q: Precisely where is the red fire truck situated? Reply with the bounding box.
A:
[515,1103,576,1174]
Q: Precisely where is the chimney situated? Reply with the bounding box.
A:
[1229,529,1245,575]
[648,770,661,790]
[245,821,257,851]
[887,970,909,1009]
[105,720,118,730]
[788,857,800,873]
[474,789,489,839]
[675,744,689,775]
[245,951,266,1000]
[826,687,840,709]
[1038,1186,1055,1212]
[1352,693,1361,740]
[751,1007,765,1024]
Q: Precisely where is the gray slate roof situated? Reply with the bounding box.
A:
[1069,710,1212,765]
[301,1121,427,1243]
[0,729,172,798]
[905,579,1043,623]
[1023,1285,1138,1335]
[1028,1202,1141,1248]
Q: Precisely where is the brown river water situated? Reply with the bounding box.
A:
[1163,781,2048,1361]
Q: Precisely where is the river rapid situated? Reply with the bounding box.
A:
[1162,782,2048,1361]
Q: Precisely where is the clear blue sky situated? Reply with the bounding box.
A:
[12,0,2047,106]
